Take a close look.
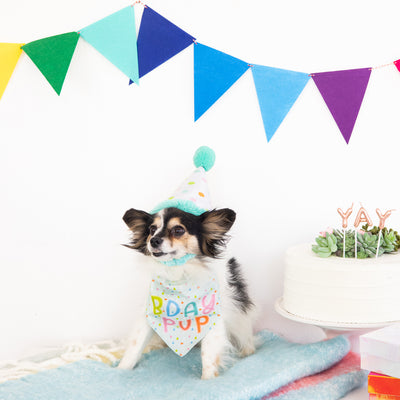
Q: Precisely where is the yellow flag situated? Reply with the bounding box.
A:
[0,43,24,100]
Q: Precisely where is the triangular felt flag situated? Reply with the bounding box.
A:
[0,43,24,100]
[22,32,79,95]
[80,6,139,84]
[137,6,195,78]
[312,68,371,144]
[252,65,310,142]
[394,59,400,72]
[194,43,249,121]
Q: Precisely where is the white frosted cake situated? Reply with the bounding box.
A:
[282,244,400,325]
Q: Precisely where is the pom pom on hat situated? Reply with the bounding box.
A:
[151,146,215,215]
[193,146,215,172]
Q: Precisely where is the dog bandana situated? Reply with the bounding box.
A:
[146,272,221,357]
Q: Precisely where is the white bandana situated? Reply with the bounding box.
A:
[146,271,221,357]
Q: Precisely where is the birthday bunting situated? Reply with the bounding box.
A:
[312,68,371,144]
[80,6,139,84]
[251,65,310,142]
[22,32,79,95]
[1,4,400,144]
[194,43,250,121]
[0,43,24,100]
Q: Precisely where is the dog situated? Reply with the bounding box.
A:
[117,206,256,379]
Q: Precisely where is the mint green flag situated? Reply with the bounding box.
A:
[80,6,139,84]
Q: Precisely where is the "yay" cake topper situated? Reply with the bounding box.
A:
[337,204,395,258]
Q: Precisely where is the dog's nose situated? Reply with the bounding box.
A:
[150,236,163,248]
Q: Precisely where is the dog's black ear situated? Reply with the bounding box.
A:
[123,208,153,254]
[200,208,236,258]
[123,208,152,228]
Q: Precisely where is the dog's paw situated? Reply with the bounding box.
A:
[201,361,220,380]
[201,368,219,380]
[239,344,255,358]
[143,335,167,353]
[116,359,136,370]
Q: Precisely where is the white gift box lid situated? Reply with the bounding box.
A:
[360,324,400,362]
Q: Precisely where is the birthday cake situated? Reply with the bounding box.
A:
[281,206,400,325]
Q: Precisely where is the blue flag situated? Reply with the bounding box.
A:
[80,6,139,84]
[137,6,195,79]
[194,43,249,121]
[252,65,310,142]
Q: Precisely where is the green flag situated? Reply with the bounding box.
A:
[22,32,80,95]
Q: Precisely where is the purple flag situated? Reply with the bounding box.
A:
[312,68,371,144]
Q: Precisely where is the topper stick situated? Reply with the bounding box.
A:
[355,230,357,259]
[375,209,395,257]
[337,204,353,259]
[343,229,346,258]
[376,230,382,259]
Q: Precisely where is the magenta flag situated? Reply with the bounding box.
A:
[312,68,371,144]
[394,59,400,72]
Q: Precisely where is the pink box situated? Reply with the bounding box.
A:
[360,324,400,379]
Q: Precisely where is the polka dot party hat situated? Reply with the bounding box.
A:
[151,146,215,216]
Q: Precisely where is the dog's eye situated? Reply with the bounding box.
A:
[170,226,185,237]
[149,225,157,236]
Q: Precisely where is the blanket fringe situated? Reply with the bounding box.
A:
[0,341,125,383]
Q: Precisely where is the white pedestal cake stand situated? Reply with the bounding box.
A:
[274,297,394,340]
[275,297,400,399]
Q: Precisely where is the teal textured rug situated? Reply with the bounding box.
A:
[0,331,366,400]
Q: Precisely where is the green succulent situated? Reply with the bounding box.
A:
[362,224,400,252]
[312,232,337,257]
[356,231,384,258]
[334,229,355,256]
[312,225,399,258]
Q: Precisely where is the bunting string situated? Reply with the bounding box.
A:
[1,2,400,144]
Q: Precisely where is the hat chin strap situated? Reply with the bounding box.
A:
[158,253,196,267]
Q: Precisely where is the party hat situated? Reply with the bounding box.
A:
[151,146,215,216]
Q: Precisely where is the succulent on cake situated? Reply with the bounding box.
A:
[362,224,400,252]
[312,226,399,258]
[311,232,337,257]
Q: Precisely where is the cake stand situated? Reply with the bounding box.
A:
[274,297,395,339]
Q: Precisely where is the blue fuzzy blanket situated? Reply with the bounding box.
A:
[0,331,367,400]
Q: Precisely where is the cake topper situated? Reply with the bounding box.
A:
[313,204,399,259]
[354,206,373,228]
[376,209,394,230]
[337,203,353,229]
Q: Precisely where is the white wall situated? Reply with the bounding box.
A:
[1,0,400,361]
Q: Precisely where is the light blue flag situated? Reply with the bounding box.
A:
[194,43,249,121]
[252,65,310,141]
[80,6,139,84]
